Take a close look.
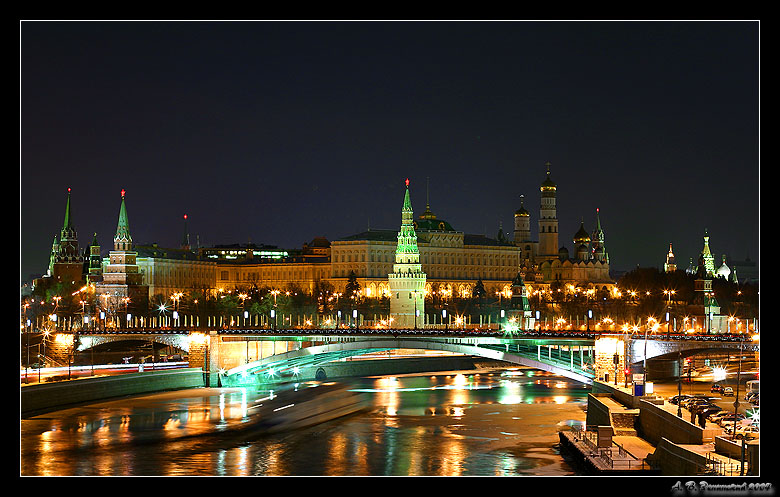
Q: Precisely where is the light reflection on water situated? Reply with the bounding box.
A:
[21,368,589,476]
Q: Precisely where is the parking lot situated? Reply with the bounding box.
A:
[648,376,759,440]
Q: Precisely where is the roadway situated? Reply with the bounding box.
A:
[20,362,189,384]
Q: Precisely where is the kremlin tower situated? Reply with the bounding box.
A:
[388,179,427,328]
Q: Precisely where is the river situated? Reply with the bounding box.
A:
[20,367,590,476]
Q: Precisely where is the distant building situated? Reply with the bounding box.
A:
[664,243,677,273]
[685,230,747,284]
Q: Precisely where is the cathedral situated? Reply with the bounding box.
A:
[514,162,614,293]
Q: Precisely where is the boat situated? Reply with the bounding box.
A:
[252,382,368,433]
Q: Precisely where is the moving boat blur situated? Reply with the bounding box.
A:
[253,382,368,433]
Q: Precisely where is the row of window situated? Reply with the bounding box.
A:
[333,252,519,266]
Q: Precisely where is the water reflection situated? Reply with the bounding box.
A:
[21,368,590,476]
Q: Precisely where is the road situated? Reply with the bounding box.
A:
[20,362,189,384]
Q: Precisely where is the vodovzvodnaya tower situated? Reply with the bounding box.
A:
[388,179,427,328]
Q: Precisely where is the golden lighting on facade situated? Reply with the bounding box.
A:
[54,333,74,346]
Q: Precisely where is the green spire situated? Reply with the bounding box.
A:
[402,178,413,212]
[396,179,419,255]
[114,189,132,249]
[60,187,78,242]
[62,188,73,231]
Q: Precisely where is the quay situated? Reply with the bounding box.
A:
[558,381,759,476]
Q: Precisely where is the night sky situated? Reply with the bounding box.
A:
[20,21,759,282]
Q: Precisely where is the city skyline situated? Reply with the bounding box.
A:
[20,21,759,281]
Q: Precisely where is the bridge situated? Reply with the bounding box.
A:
[59,327,757,388]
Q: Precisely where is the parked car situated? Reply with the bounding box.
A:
[695,406,722,417]
[717,414,746,427]
[682,396,717,409]
[722,386,734,396]
[669,395,692,405]
[725,424,759,440]
[689,401,715,412]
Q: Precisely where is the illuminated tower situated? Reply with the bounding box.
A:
[538,162,559,261]
[590,208,608,263]
[181,214,191,251]
[97,190,148,310]
[86,233,103,283]
[513,194,531,244]
[664,243,677,273]
[388,179,426,328]
[51,188,85,285]
[699,229,716,277]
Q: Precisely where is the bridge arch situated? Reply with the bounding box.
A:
[221,338,594,387]
[76,334,191,353]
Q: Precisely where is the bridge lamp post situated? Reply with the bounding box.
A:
[442,309,447,331]
[353,309,358,331]
[587,309,593,331]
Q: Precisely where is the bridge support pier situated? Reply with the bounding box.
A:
[594,335,628,386]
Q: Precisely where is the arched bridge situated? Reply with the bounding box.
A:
[69,328,757,388]
[220,335,598,387]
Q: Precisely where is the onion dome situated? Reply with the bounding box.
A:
[717,255,731,280]
[573,220,590,245]
[515,194,530,216]
[558,245,569,261]
[540,161,556,191]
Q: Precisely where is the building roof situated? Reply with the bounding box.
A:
[135,244,201,261]
[335,229,512,247]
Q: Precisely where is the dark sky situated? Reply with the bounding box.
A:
[20,21,759,281]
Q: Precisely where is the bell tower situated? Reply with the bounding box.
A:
[538,162,559,262]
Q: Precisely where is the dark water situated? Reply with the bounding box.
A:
[20,368,590,476]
